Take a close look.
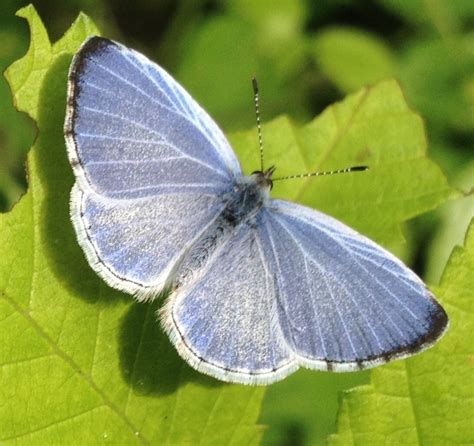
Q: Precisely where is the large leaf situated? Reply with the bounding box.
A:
[0,1,35,211]
[329,220,474,446]
[0,4,454,446]
[398,36,474,133]
[310,27,396,94]
[0,6,264,444]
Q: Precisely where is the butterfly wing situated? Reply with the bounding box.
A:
[65,37,240,298]
[160,221,298,385]
[71,185,228,300]
[65,36,241,198]
[260,200,448,371]
[161,199,447,384]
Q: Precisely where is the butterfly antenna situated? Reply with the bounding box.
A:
[272,165,369,181]
[252,77,264,171]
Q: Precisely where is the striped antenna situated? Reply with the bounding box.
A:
[272,165,369,181]
[252,77,264,171]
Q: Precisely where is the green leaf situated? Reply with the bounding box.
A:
[376,0,474,32]
[310,27,396,93]
[0,7,36,211]
[176,16,259,130]
[261,369,369,446]
[398,36,474,133]
[176,5,308,131]
[426,162,474,285]
[227,0,307,81]
[0,6,264,444]
[329,220,474,446]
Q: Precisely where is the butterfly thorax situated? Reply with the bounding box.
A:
[172,173,270,290]
[222,173,271,224]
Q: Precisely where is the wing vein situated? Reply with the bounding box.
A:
[275,217,368,357]
[89,61,188,119]
[274,215,410,354]
[87,156,186,166]
[120,50,178,108]
[279,210,422,324]
[89,59,233,175]
[302,255,329,358]
[80,106,229,178]
[262,220,299,348]
[107,183,223,195]
[254,231,278,369]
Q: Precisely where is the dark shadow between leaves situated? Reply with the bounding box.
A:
[36,53,127,306]
[119,296,225,396]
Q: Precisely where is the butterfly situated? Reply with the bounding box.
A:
[64,36,448,385]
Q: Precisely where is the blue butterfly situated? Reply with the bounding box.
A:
[65,37,448,385]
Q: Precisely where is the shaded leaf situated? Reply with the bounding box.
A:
[176,5,308,131]
[311,27,396,93]
[398,37,474,133]
[0,13,35,211]
[376,0,474,31]
[426,162,474,285]
[0,6,264,444]
[261,369,368,446]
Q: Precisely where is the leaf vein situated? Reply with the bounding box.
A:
[0,290,149,445]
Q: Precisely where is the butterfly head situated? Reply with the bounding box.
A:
[251,165,275,191]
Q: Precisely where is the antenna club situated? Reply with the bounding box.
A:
[351,165,369,171]
[252,77,259,94]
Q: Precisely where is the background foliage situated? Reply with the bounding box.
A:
[0,1,472,445]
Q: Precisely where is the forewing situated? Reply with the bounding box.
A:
[65,36,241,199]
[260,200,448,371]
[160,221,297,385]
[71,185,227,300]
